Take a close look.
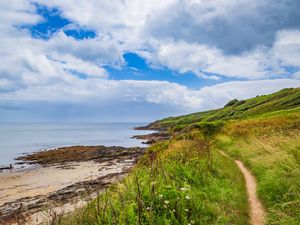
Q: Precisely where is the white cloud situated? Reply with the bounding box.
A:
[272,29,300,67]
[58,56,108,78]
[2,0,300,82]
[0,0,41,28]
[1,77,299,113]
[142,33,300,80]
[32,0,300,78]
[0,7,114,92]
[144,0,300,53]
[34,0,175,50]
[46,32,124,67]
[0,0,300,121]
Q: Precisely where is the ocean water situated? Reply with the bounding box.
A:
[0,123,151,167]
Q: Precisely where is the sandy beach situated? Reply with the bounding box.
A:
[0,145,145,224]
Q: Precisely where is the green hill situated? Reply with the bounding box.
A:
[148,87,300,131]
[57,87,300,225]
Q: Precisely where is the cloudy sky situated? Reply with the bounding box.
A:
[1,0,300,122]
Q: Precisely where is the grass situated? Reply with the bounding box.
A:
[58,132,248,225]
[56,88,300,225]
[214,110,300,224]
[150,87,300,131]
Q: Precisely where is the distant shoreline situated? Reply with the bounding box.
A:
[0,122,150,168]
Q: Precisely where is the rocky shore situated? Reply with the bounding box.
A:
[0,145,145,225]
[133,124,170,144]
[132,132,170,144]
[16,145,145,166]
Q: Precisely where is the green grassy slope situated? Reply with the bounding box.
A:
[150,87,300,131]
[59,135,248,225]
[215,109,300,224]
[57,87,300,225]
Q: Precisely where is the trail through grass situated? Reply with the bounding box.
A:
[215,112,300,224]
[55,88,300,225]
[219,150,265,225]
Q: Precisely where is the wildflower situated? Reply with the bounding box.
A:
[185,209,189,212]
[180,187,187,191]
[146,207,151,211]
[185,195,191,200]
[164,200,169,204]
[164,205,168,208]
[159,194,163,199]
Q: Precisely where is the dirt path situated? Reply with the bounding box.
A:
[219,150,265,225]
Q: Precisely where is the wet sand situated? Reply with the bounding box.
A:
[0,145,145,224]
[0,161,129,206]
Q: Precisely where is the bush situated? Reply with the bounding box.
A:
[224,99,238,107]
[194,121,224,137]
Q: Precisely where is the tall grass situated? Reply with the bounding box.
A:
[58,90,300,225]
[58,132,248,225]
[215,112,300,224]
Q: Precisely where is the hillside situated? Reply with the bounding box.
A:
[57,88,300,225]
[147,87,300,131]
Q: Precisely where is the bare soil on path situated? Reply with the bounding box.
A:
[219,150,265,225]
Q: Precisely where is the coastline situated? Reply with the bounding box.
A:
[132,132,170,144]
[0,145,145,224]
[132,124,170,144]
[0,122,149,169]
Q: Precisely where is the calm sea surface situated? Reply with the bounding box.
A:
[0,123,151,167]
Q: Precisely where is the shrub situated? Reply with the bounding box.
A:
[224,99,238,107]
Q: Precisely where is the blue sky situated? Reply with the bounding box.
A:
[0,0,300,122]
[25,5,222,90]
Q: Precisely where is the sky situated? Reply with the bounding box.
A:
[0,0,300,122]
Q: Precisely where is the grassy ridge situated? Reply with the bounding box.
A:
[150,87,300,131]
[58,88,300,225]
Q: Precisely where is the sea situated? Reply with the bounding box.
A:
[0,123,152,168]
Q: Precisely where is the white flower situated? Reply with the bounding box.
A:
[180,187,187,191]
[185,209,189,212]
[164,204,168,208]
[159,194,163,199]
[185,195,191,200]
[164,200,169,204]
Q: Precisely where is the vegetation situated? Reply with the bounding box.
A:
[215,109,300,224]
[59,133,248,225]
[58,87,300,225]
[150,87,300,131]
